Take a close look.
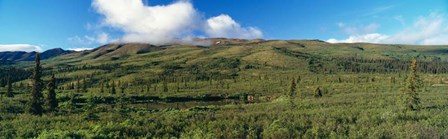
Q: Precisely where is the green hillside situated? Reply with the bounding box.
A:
[2,39,448,138]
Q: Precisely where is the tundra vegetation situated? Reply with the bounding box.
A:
[0,40,448,138]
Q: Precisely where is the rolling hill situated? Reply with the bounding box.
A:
[5,38,446,97]
[0,48,73,61]
[3,38,448,138]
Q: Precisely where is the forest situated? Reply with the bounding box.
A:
[1,40,448,138]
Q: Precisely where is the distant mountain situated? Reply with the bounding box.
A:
[54,43,165,61]
[0,48,73,61]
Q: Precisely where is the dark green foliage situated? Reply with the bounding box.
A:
[83,96,99,121]
[27,53,43,115]
[100,82,104,93]
[314,87,322,98]
[402,58,421,111]
[118,89,127,110]
[111,81,116,94]
[76,78,80,93]
[4,42,448,138]
[82,78,88,93]
[0,67,31,87]
[6,76,13,97]
[287,77,296,98]
[64,93,77,113]
[46,74,58,112]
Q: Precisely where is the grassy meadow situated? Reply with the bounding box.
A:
[1,39,448,138]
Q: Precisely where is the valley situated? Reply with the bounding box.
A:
[1,39,448,138]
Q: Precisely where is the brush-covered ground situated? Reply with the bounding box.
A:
[2,39,448,138]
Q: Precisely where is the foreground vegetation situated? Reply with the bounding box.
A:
[2,39,448,138]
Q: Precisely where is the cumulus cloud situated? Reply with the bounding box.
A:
[93,0,199,45]
[327,33,389,43]
[0,44,42,52]
[328,12,448,45]
[92,0,263,45]
[205,14,262,39]
[68,32,114,46]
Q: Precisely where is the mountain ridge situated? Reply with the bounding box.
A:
[0,48,74,61]
[5,38,448,63]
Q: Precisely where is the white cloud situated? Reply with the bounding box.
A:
[327,33,389,43]
[96,32,110,44]
[68,36,95,46]
[68,48,94,52]
[92,0,199,45]
[68,32,114,46]
[328,12,448,45]
[0,44,42,52]
[383,12,448,45]
[205,14,263,39]
[92,0,263,45]
[337,22,380,35]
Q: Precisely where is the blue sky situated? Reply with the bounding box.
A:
[0,0,447,52]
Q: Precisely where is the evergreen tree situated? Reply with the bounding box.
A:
[314,87,322,98]
[402,58,421,111]
[84,96,99,121]
[287,77,296,98]
[6,76,13,97]
[67,93,77,113]
[119,87,126,109]
[120,85,125,94]
[46,74,58,112]
[100,82,104,93]
[176,80,180,92]
[296,76,301,84]
[111,81,116,94]
[27,53,44,115]
[82,78,88,93]
[76,78,80,93]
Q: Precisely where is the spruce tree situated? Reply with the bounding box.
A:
[46,74,58,112]
[314,87,322,98]
[120,85,125,94]
[84,96,99,121]
[27,53,44,115]
[76,78,80,93]
[6,76,14,97]
[176,80,180,92]
[119,87,126,109]
[67,93,77,113]
[287,77,296,98]
[100,82,104,93]
[82,78,88,93]
[111,81,116,94]
[402,58,421,111]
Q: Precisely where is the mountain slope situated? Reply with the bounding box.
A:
[9,39,448,91]
[0,48,73,61]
